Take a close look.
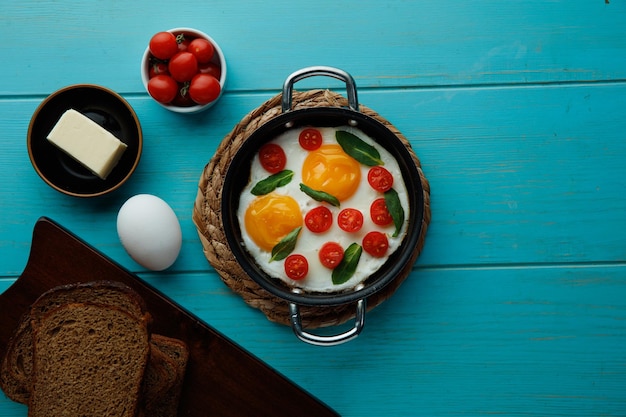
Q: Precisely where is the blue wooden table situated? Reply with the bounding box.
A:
[1,1,625,416]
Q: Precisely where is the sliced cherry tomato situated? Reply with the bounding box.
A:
[148,62,169,78]
[147,75,178,104]
[370,198,393,226]
[337,208,364,233]
[168,52,198,82]
[362,231,389,258]
[188,38,215,64]
[199,61,222,79]
[188,74,221,105]
[319,242,344,269]
[284,254,308,280]
[367,166,394,193]
[149,31,178,60]
[298,128,323,150]
[258,143,286,173]
[304,206,333,233]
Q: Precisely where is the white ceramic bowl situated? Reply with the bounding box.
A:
[141,27,227,113]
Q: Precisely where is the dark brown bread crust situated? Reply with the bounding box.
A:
[30,280,148,327]
[146,334,190,417]
[28,303,150,417]
[0,315,32,403]
[142,342,179,410]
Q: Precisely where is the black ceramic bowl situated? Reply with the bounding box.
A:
[221,106,424,307]
[27,84,142,197]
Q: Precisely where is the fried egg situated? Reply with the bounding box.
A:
[237,126,409,292]
[244,193,303,252]
[301,144,361,201]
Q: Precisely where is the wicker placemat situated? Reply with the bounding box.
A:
[192,89,431,329]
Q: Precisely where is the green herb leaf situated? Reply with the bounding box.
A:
[299,183,340,207]
[332,243,362,285]
[251,170,294,196]
[269,226,302,262]
[384,188,405,237]
[335,131,384,166]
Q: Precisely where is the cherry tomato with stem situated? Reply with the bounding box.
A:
[176,34,190,52]
[337,208,364,233]
[147,75,178,104]
[298,128,323,150]
[258,143,286,173]
[170,83,195,107]
[189,74,221,105]
[168,52,198,82]
[367,166,394,193]
[284,254,308,280]
[149,32,178,60]
[370,198,393,226]
[362,231,389,258]
[304,206,333,233]
[319,242,344,269]
[188,38,215,64]
[148,61,169,78]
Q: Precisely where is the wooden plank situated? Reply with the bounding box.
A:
[1,83,624,275]
[5,256,623,416]
[184,264,626,417]
[0,0,625,95]
[8,262,620,417]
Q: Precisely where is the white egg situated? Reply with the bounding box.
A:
[117,194,182,271]
[237,126,410,292]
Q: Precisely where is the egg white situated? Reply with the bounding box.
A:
[237,126,410,293]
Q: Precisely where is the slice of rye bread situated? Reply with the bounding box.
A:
[28,302,150,417]
[0,281,149,403]
[144,334,190,417]
[0,315,32,403]
[142,342,180,410]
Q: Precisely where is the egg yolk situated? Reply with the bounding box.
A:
[301,144,361,201]
[244,193,303,252]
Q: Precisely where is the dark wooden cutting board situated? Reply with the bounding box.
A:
[0,217,339,417]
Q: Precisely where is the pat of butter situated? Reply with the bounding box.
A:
[47,109,128,180]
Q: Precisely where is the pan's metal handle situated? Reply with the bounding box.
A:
[281,66,359,113]
[288,288,366,346]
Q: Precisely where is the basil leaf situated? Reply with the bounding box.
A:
[299,183,340,207]
[332,243,362,285]
[335,131,384,166]
[384,188,405,237]
[251,170,294,196]
[269,226,302,262]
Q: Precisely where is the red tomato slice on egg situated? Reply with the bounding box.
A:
[299,128,323,150]
[284,254,308,280]
[367,166,394,193]
[258,143,286,173]
[337,208,364,233]
[362,231,389,258]
[305,206,333,233]
[370,198,393,226]
[319,242,344,269]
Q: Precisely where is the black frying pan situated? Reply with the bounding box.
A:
[221,67,424,345]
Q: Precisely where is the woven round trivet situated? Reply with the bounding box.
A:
[192,89,431,329]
